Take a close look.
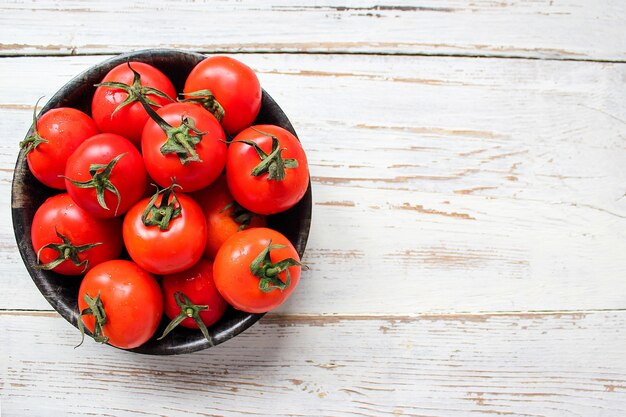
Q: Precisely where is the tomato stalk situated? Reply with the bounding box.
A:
[158,291,213,344]
[19,97,48,155]
[141,183,182,230]
[135,89,207,165]
[35,229,102,272]
[231,128,298,181]
[180,89,225,122]
[63,153,126,215]
[76,291,109,347]
[220,200,258,231]
[249,240,302,292]
[95,62,174,116]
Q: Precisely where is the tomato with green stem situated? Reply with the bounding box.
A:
[140,99,227,192]
[31,193,123,275]
[213,227,303,313]
[158,259,228,343]
[20,102,99,190]
[226,125,309,215]
[77,259,163,349]
[191,175,267,260]
[92,62,175,147]
[123,183,207,275]
[64,133,148,218]
[183,55,261,136]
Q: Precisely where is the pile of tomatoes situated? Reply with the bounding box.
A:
[21,56,309,349]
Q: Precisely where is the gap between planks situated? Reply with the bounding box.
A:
[1,49,626,65]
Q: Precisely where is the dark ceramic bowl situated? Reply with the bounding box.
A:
[11,49,312,355]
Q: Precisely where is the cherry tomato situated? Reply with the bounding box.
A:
[183,56,261,136]
[226,125,309,215]
[77,260,163,349]
[31,193,123,275]
[213,227,301,313]
[92,62,176,147]
[141,102,226,192]
[123,185,207,275]
[64,133,148,218]
[159,259,228,341]
[20,106,99,189]
[192,175,267,260]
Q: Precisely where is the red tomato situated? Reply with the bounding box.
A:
[20,106,99,189]
[192,175,267,260]
[123,186,207,274]
[159,259,228,341]
[213,227,301,313]
[77,260,163,349]
[31,193,123,275]
[141,102,226,192]
[226,125,309,215]
[92,62,176,147]
[64,133,148,218]
[183,56,261,136]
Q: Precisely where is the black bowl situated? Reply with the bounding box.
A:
[11,49,312,355]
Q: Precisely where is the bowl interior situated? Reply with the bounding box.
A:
[11,49,312,355]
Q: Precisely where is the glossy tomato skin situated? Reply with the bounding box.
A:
[92,62,176,147]
[25,108,99,189]
[192,176,267,260]
[31,193,123,275]
[78,260,163,349]
[184,56,261,136]
[141,102,226,192]
[64,133,148,218]
[226,125,309,215]
[213,228,301,313]
[123,192,207,275]
[161,259,228,329]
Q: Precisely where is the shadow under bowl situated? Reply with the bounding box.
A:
[11,49,312,355]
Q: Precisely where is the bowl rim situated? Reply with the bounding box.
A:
[11,48,312,355]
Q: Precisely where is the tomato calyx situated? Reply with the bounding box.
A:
[157,291,213,344]
[232,128,299,181]
[136,92,207,165]
[95,62,174,117]
[180,89,225,122]
[250,240,302,292]
[19,97,48,155]
[141,183,182,230]
[64,153,127,215]
[76,291,109,348]
[220,200,257,231]
[35,228,103,272]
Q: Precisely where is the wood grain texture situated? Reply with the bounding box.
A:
[1,1,626,61]
[1,310,626,416]
[1,53,625,313]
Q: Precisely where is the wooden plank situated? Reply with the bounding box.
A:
[1,54,625,313]
[1,310,626,416]
[1,0,626,61]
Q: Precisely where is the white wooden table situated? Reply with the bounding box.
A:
[1,1,626,416]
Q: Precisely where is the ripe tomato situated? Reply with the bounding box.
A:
[123,185,207,275]
[192,176,267,260]
[213,227,302,313]
[226,125,309,215]
[77,260,163,349]
[159,259,228,342]
[141,102,226,192]
[31,193,123,275]
[64,133,148,218]
[183,56,261,136]
[20,106,99,189]
[92,62,175,147]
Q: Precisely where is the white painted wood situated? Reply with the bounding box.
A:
[2,311,626,417]
[1,1,626,61]
[1,54,625,313]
